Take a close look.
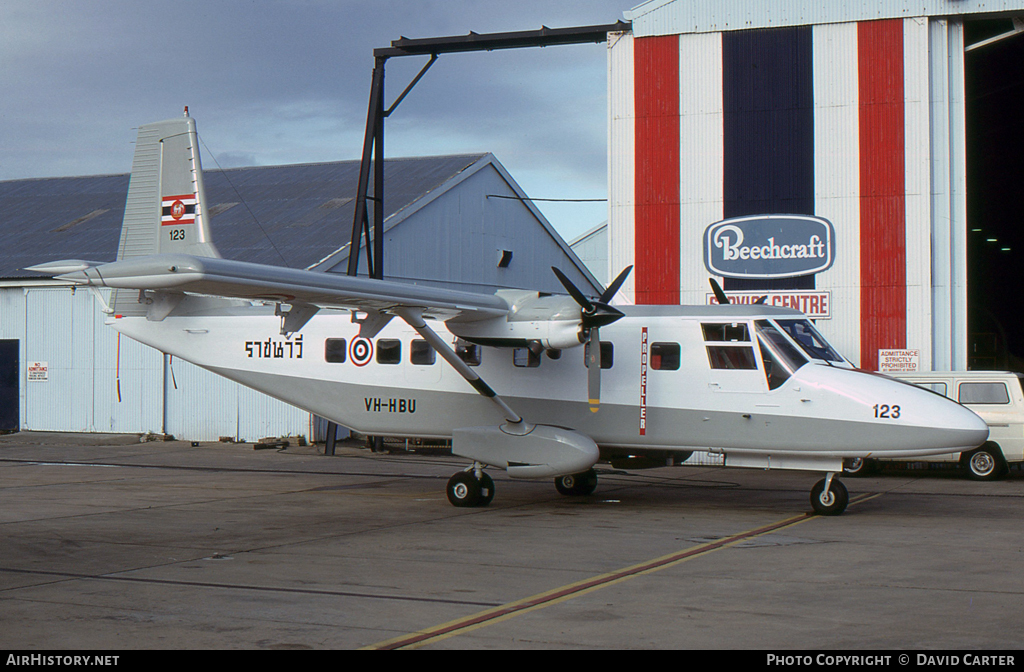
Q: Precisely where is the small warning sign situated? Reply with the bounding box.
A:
[28,361,48,381]
[878,349,920,373]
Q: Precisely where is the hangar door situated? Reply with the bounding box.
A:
[0,340,17,431]
[966,19,1024,370]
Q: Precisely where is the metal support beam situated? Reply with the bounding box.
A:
[347,57,386,279]
[345,21,630,281]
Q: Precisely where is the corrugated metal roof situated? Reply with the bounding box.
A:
[627,0,1024,36]
[0,154,486,278]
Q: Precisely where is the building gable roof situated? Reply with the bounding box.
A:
[0,154,486,279]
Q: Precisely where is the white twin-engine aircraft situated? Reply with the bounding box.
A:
[30,113,989,516]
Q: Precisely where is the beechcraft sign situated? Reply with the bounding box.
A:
[704,215,835,279]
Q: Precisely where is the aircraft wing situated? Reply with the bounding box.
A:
[31,254,510,323]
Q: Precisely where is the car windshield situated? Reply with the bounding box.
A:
[775,319,845,363]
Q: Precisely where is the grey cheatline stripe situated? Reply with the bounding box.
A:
[365,492,881,650]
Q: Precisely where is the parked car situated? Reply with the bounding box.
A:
[844,371,1023,480]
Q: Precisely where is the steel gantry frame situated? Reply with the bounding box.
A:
[344,21,631,281]
[327,21,629,455]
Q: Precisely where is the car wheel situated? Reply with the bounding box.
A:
[961,444,1007,481]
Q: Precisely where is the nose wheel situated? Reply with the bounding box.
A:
[446,468,495,507]
[810,474,848,516]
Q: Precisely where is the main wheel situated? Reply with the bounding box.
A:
[961,444,1007,481]
[447,472,482,507]
[477,473,495,506]
[843,457,874,477]
[554,468,598,496]
[810,478,849,516]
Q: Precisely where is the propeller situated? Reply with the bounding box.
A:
[709,278,730,305]
[709,278,767,305]
[552,265,632,413]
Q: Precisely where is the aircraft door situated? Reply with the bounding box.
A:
[701,322,768,393]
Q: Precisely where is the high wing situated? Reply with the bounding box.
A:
[30,254,511,325]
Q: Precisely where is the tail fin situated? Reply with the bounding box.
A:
[116,109,221,261]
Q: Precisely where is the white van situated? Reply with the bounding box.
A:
[845,371,1024,480]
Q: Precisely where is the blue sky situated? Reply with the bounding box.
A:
[1,0,634,242]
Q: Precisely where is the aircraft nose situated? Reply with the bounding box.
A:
[946,402,990,450]
[901,381,989,452]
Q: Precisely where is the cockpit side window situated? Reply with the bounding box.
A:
[701,323,750,342]
[775,319,844,363]
[755,320,808,389]
[702,322,757,370]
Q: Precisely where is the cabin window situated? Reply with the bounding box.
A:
[376,339,401,364]
[584,341,614,369]
[324,338,347,364]
[701,323,750,342]
[958,382,1010,404]
[513,347,541,368]
[650,342,680,371]
[410,339,435,365]
[455,339,481,366]
[706,346,758,370]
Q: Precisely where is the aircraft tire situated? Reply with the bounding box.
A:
[478,473,495,506]
[842,457,874,477]
[810,478,848,516]
[447,472,482,507]
[555,468,598,496]
[960,443,1007,481]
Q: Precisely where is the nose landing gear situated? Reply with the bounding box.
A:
[810,473,849,516]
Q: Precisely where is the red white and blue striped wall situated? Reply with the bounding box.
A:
[608,19,968,370]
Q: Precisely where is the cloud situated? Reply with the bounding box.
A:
[0,0,631,235]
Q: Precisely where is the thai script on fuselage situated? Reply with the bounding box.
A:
[364,397,417,413]
[704,215,835,279]
[245,335,304,359]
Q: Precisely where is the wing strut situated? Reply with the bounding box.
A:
[395,307,530,432]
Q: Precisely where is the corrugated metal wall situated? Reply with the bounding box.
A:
[608,16,969,369]
[633,34,680,305]
[1,285,311,440]
[628,0,1024,37]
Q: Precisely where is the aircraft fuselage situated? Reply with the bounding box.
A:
[111,298,986,464]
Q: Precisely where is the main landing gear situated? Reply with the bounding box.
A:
[810,473,849,516]
[446,466,602,507]
[554,468,598,496]
[446,465,495,507]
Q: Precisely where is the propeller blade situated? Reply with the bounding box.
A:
[599,265,633,305]
[709,278,730,305]
[587,328,601,413]
[551,266,594,312]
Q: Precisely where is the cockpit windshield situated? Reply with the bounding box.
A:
[755,320,808,390]
[775,319,846,363]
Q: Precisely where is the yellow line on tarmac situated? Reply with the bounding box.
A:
[364,491,881,650]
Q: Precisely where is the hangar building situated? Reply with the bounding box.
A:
[609,0,1024,372]
[0,153,599,438]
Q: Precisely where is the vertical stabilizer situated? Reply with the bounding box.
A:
[116,110,221,261]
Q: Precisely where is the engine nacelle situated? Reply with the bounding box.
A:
[448,291,585,351]
[452,425,600,479]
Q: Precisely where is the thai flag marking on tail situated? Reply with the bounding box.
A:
[161,193,197,226]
